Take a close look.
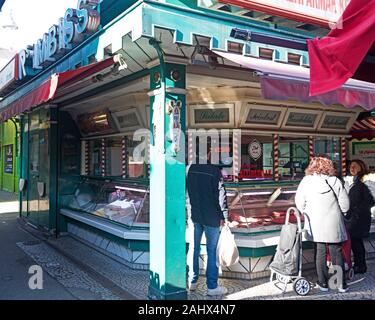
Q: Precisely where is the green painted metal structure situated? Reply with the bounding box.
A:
[0,121,19,193]
[0,0,357,299]
[148,39,188,299]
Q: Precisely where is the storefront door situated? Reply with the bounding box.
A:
[27,111,50,229]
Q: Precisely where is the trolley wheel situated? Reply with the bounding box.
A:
[293,277,311,296]
[346,268,355,281]
[276,273,290,284]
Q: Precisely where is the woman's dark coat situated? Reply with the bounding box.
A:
[347,175,375,239]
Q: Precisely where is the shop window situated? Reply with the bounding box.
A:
[86,136,148,179]
[88,139,102,176]
[279,137,309,180]
[88,54,97,64]
[239,135,273,181]
[127,137,147,179]
[259,48,274,60]
[287,53,301,65]
[227,41,243,54]
[314,137,342,175]
[105,137,122,177]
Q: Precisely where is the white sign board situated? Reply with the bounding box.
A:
[219,0,351,25]
[0,57,16,92]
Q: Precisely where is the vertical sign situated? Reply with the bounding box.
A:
[4,145,13,174]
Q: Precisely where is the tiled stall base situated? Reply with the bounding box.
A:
[67,223,149,270]
[67,223,375,280]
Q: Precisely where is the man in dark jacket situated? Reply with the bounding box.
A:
[186,161,229,296]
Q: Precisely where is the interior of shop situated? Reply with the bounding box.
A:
[56,65,360,235]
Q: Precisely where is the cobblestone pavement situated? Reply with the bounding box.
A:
[3,190,375,300]
[48,235,375,300]
[17,240,121,300]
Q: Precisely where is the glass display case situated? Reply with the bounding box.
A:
[60,176,149,227]
[226,183,302,233]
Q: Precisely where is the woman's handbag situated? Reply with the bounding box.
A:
[325,179,351,223]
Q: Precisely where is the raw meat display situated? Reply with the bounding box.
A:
[227,186,298,230]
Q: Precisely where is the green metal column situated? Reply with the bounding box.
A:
[148,40,187,300]
[49,107,58,232]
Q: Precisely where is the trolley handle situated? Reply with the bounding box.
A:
[285,207,302,232]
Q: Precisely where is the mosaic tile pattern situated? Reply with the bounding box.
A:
[18,234,375,300]
[17,241,121,300]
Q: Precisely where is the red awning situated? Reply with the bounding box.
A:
[350,117,375,139]
[308,0,375,96]
[213,50,375,110]
[0,55,122,121]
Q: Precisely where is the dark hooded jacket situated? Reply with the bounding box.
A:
[346,175,375,238]
[186,164,228,227]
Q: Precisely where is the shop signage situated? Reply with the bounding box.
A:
[218,0,350,26]
[321,115,349,130]
[352,141,375,171]
[0,55,18,92]
[17,0,101,80]
[246,109,281,125]
[194,108,230,124]
[4,145,13,174]
[248,139,262,160]
[285,112,317,127]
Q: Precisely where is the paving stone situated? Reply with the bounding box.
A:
[17,241,121,300]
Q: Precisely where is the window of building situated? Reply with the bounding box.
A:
[314,137,342,175]
[88,139,102,176]
[105,137,122,177]
[279,137,309,180]
[239,134,273,181]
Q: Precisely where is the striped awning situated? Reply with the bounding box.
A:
[350,116,375,139]
[351,118,375,131]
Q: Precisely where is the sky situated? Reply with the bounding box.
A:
[0,0,78,69]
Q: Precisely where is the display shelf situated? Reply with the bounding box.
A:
[60,176,149,227]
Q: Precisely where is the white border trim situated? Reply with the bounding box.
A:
[318,111,357,132]
[240,103,287,129]
[281,108,323,131]
[189,103,235,128]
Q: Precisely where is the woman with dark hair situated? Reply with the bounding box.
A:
[295,156,350,293]
[345,159,375,274]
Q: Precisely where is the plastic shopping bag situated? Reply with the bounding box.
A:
[216,225,239,268]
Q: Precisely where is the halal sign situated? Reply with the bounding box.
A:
[248,139,262,161]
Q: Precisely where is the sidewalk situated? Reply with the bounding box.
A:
[1,190,375,300]
[0,190,18,214]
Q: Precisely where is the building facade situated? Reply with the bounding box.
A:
[0,0,374,299]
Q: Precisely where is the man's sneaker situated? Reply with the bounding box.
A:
[188,282,197,291]
[207,286,228,296]
[316,282,329,292]
[338,284,349,293]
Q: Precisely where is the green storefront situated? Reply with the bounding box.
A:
[0,120,19,193]
[0,0,374,300]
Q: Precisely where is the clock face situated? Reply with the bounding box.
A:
[248,139,262,161]
[221,156,232,166]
